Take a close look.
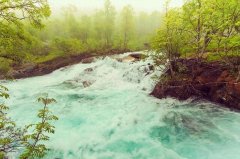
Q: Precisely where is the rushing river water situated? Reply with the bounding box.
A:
[2,52,240,159]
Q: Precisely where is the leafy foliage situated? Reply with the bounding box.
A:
[152,0,240,71]
[20,95,58,159]
[0,0,51,65]
[0,85,23,157]
[0,86,58,159]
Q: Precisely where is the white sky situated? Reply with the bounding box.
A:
[49,0,184,13]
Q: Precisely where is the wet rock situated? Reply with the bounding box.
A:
[61,80,79,89]
[82,81,93,88]
[81,57,95,64]
[6,63,36,79]
[84,68,94,72]
[142,88,147,91]
[115,58,123,62]
[151,58,240,110]
[22,63,36,72]
[149,65,154,71]
[129,53,148,60]
[116,53,147,63]
[121,56,137,62]
[7,70,22,78]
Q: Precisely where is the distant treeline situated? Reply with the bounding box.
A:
[0,0,162,71]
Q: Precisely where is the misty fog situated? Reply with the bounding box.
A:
[49,0,183,14]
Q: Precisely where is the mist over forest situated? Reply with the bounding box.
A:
[0,0,175,69]
[49,0,183,14]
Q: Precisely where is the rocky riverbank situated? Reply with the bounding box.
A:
[0,49,131,80]
[151,58,240,110]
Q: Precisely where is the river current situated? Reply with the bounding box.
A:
[2,52,240,159]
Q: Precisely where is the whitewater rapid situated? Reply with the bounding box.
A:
[2,52,240,159]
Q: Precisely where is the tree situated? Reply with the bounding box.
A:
[78,15,92,44]
[182,0,209,58]
[0,0,51,64]
[103,0,116,48]
[20,95,58,159]
[93,10,105,49]
[0,0,50,27]
[153,0,240,79]
[0,88,58,158]
[152,0,183,77]
[207,0,240,56]
[120,5,135,49]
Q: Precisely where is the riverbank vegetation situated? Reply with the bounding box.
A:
[152,0,240,77]
[151,0,240,110]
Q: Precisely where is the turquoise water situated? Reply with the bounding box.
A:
[2,53,240,159]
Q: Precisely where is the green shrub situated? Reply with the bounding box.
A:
[54,38,85,55]
[0,58,11,75]
[206,51,240,62]
[0,87,58,159]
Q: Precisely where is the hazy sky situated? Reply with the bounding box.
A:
[49,0,184,13]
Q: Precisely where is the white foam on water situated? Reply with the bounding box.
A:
[2,52,240,159]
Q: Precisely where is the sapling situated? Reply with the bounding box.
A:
[20,95,58,159]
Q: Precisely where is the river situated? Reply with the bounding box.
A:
[2,52,240,159]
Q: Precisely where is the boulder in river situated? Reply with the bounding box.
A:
[84,67,94,73]
[129,53,148,60]
[116,53,148,63]
[82,81,93,88]
[81,57,96,64]
[121,56,137,62]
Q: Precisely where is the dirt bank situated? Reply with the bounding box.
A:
[151,58,240,110]
[0,49,130,79]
